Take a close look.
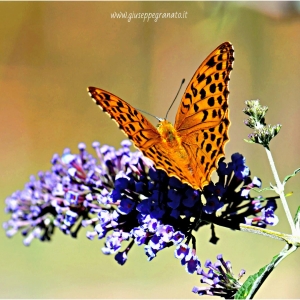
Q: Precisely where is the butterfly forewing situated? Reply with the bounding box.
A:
[175,42,234,135]
[88,88,160,149]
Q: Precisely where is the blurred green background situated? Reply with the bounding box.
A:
[1,1,300,298]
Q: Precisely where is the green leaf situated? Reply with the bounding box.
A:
[283,168,300,185]
[251,187,274,193]
[235,254,279,299]
[293,206,300,225]
[244,139,255,144]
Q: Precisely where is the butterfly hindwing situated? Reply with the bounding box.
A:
[181,109,230,188]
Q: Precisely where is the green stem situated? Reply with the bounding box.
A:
[265,147,296,234]
[244,243,298,299]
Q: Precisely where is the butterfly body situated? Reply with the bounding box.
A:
[88,42,234,190]
[157,120,180,146]
[156,120,194,178]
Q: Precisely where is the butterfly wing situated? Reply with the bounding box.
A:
[175,42,234,189]
[87,87,161,151]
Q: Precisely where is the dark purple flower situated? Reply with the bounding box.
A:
[131,227,148,245]
[203,195,223,214]
[186,254,201,274]
[144,245,157,261]
[118,197,135,215]
[170,231,185,245]
[230,153,250,180]
[167,189,182,209]
[115,251,128,265]
[183,188,200,208]
[174,243,191,260]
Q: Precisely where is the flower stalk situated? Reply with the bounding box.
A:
[264,147,296,235]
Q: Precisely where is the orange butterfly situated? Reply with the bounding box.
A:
[88,42,234,190]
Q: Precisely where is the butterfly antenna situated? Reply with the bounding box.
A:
[136,108,161,122]
[165,78,185,120]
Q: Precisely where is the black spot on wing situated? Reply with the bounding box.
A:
[211,150,217,160]
[200,140,205,149]
[218,109,222,118]
[117,100,124,107]
[201,156,205,164]
[197,73,205,83]
[206,143,212,153]
[216,62,223,71]
[149,148,155,154]
[103,93,111,100]
[127,114,135,123]
[135,135,142,143]
[191,83,197,97]
[185,92,193,103]
[207,97,214,107]
[217,96,223,105]
[202,110,208,122]
[206,56,216,67]
[204,162,209,173]
[209,84,216,93]
[218,83,223,92]
[200,88,206,100]
[224,88,229,98]
[164,160,172,167]
[224,117,230,126]
[120,114,126,122]
[206,76,212,85]
[129,124,135,131]
[218,123,224,134]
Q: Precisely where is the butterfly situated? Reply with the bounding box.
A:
[88,42,234,190]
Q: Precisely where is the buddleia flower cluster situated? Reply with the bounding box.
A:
[3,140,279,297]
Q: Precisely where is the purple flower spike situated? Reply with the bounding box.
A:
[194,254,245,298]
[3,138,278,291]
